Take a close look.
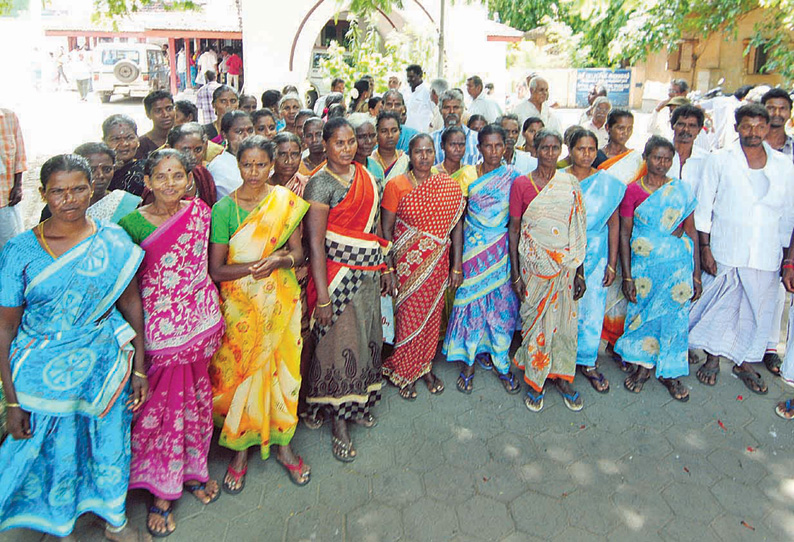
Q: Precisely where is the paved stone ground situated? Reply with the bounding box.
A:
[4,346,794,542]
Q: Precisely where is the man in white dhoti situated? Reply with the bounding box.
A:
[690,104,794,394]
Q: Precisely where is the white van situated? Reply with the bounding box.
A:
[93,43,169,102]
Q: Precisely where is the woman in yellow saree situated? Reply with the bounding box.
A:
[208,136,311,493]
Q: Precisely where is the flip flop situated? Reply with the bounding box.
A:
[732,365,768,395]
[147,505,175,538]
[580,367,610,394]
[456,371,474,394]
[498,371,521,394]
[696,363,720,386]
[184,481,220,504]
[775,399,794,420]
[475,353,494,371]
[764,352,782,376]
[658,377,690,402]
[558,389,584,411]
[524,390,544,412]
[332,435,356,463]
[222,464,247,495]
[276,456,311,486]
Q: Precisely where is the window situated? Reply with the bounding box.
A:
[745,40,771,75]
[320,20,351,47]
[666,40,697,72]
[101,49,140,66]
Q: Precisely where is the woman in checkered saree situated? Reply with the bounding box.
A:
[302,118,394,463]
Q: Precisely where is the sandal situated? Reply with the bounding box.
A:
[399,383,418,401]
[222,464,247,495]
[332,435,356,463]
[580,367,609,393]
[524,390,544,412]
[607,344,632,373]
[425,373,445,395]
[696,362,720,386]
[354,413,378,428]
[276,456,311,486]
[498,371,521,394]
[775,399,794,420]
[475,353,494,371]
[184,481,220,504]
[764,352,782,377]
[624,368,650,393]
[732,365,768,395]
[557,389,584,411]
[147,505,175,538]
[659,377,690,402]
[303,413,323,430]
[456,371,474,394]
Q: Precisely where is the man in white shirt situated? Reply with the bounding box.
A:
[195,47,217,86]
[466,75,502,123]
[581,96,610,148]
[404,64,434,132]
[510,76,562,143]
[670,104,709,191]
[429,78,448,133]
[648,78,688,138]
[689,104,794,395]
[498,114,536,174]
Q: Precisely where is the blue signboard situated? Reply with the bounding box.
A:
[575,69,632,108]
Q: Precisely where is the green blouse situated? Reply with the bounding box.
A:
[210,195,250,245]
[118,210,156,244]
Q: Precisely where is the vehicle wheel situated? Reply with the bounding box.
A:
[114,60,140,84]
[99,92,112,103]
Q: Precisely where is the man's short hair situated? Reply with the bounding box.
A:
[670,104,705,129]
[606,108,634,128]
[144,90,173,115]
[430,78,449,96]
[496,113,520,126]
[439,90,462,108]
[735,103,770,125]
[734,85,755,100]
[761,87,793,108]
[204,70,216,82]
[528,76,546,91]
[174,100,198,122]
[467,75,483,88]
[670,78,689,94]
[406,64,423,77]
[331,77,345,88]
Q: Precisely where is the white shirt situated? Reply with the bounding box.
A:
[405,82,434,132]
[467,94,503,123]
[196,51,218,83]
[671,145,710,193]
[207,151,243,200]
[507,149,537,175]
[700,95,741,150]
[582,118,609,148]
[695,141,794,271]
[510,100,562,143]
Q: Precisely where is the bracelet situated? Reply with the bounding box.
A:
[5,402,20,408]
[512,276,522,284]
[700,243,710,248]
[452,269,463,275]
[784,264,794,270]
[286,254,296,268]
[606,265,616,274]
[317,300,332,308]
[623,278,634,283]
[784,259,794,264]
[576,273,585,281]
[132,370,148,379]
[381,269,393,275]
[693,277,702,284]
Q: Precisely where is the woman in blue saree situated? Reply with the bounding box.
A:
[0,154,151,542]
[565,129,626,393]
[614,137,701,402]
[444,124,521,394]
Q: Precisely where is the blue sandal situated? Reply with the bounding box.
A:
[524,390,544,412]
[558,389,584,412]
[147,505,176,538]
[475,353,494,371]
[184,481,220,504]
[498,372,521,394]
[457,371,474,394]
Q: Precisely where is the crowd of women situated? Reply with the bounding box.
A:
[0,79,786,541]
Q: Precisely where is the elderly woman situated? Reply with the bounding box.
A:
[278,94,302,134]
[372,111,410,182]
[351,116,384,183]
[615,136,700,402]
[381,134,466,399]
[103,114,146,196]
[566,129,625,394]
[40,142,142,223]
[209,136,311,492]
[303,118,391,462]
[207,111,254,199]
[444,124,521,394]
[509,129,587,413]
[0,154,149,541]
[204,85,239,141]
[119,150,224,537]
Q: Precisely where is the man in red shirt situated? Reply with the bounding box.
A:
[223,47,243,91]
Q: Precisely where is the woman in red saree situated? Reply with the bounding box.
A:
[119,150,224,537]
[381,134,465,399]
[303,118,393,463]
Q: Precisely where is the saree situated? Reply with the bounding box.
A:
[383,173,465,387]
[597,150,646,345]
[210,186,309,458]
[127,199,224,500]
[576,170,626,367]
[443,165,520,373]
[614,179,697,378]
[513,172,587,391]
[304,163,388,420]
[0,224,143,536]
[373,151,410,183]
[87,190,142,223]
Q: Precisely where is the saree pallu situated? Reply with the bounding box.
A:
[513,173,587,391]
[284,173,311,340]
[381,152,410,182]
[0,224,143,536]
[86,190,142,224]
[597,150,646,345]
[443,166,520,373]
[576,171,626,367]
[305,164,388,421]
[129,199,224,500]
[614,179,696,378]
[383,173,465,387]
[210,186,309,458]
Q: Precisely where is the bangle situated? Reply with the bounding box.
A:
[784,264,794,270]
[784,259,794,264]
[623,278,634,283]
[512,276,522,284]
[576,273,585,281]
[693,277,702,284]
[317,300,332,308]
[452,269,463,275]
[133,370,148,379]
[5,402,20,408]
[607,265,616,273]
[286,254,295,268]
[381,269,392,275]
[700,243,710,248]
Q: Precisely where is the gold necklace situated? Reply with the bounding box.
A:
[408,170,422,188]
[39,218,95,259]
[640,176,669,194]
[324,165,353,187]
[234,185,270,224]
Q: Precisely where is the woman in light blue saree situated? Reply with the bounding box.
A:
[565,130,625,393]
[614,137,701,402]
[444,124,521,394]
[0,155,151,542]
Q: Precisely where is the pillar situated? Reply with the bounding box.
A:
[168,36,178,95]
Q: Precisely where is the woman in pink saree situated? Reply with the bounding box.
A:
[119,150,224,538]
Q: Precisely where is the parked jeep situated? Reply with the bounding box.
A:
[93,43,169,103]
